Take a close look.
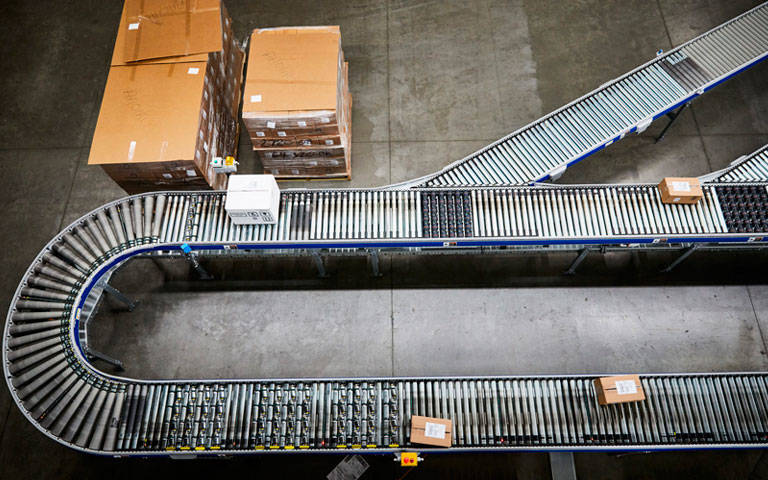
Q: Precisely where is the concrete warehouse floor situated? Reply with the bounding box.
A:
[1,0,768,478]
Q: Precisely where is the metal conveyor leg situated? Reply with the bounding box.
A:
[101,283,138,312]
[312,251,328,278]
[549,452,577,480]
[661,244,700,273]
[181,243,213,280]
[369,249,383,277]
[655,102,690,143]
[85,347,124,372]
[564,248,591,275]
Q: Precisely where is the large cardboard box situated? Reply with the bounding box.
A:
[594,375,646,405]
[658,177,703,204]
[243,26,343,125]
[89,0,245,194]
[410,416,453,447]
[243,26,351,180]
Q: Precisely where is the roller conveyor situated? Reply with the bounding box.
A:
[702,144,768,184]
[397,2,768,188]
[4,164,768,455]
[5,5,768,458]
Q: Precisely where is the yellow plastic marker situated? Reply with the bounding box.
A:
[401,452,418,467]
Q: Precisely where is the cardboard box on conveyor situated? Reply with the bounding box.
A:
[594,375,647,405]
[88,0,245,194]
[243,26,352,180]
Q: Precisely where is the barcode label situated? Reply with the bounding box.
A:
[615,380,638,395]
[424,422,446,439]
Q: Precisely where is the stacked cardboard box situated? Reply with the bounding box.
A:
[243,26,352,180]
[88,0,245,194]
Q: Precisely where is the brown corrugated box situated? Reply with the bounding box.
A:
[658,177,703,204]
[243,26,341,116]
[410,416,453,447]
[89,0,244,194]
[255,60,351,179]
[594,375,646,405]
[112,0,221,65]
[244,26,351,179]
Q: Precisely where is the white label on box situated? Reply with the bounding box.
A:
[255,132,265,137]
[128,22,139,30]
[127,140,136,161]
[424,422,446,440]
[615,380,638,395]
[187,67,199,75]
[277,131,286,137]
[325,139,334,145]
[670,181,691,192]
[297,121,307,127]
[266,121,276,129]
[320,117,330,123]
[250,94,262,103]
[162,173,172,179]
[186,170,197,177]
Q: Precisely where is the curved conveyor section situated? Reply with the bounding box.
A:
[4,172,768,455]
[398,2,768,188]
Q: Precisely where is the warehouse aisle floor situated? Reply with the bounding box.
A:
[1,0,767,478]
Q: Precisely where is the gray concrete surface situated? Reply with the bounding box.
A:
[1,0,768,478]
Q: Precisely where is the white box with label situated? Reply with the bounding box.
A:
[225,175,280,225]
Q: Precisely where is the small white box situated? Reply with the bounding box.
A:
[225,175,280,225]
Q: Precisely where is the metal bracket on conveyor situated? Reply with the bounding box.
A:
[661,243,700,273]
[181,243,213,280]
[98,281,138,312]
[312,251,329,278]
[564,248,592,275]
[83,347,124,372]
[369,249,383,277]
[655,101,692,143]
